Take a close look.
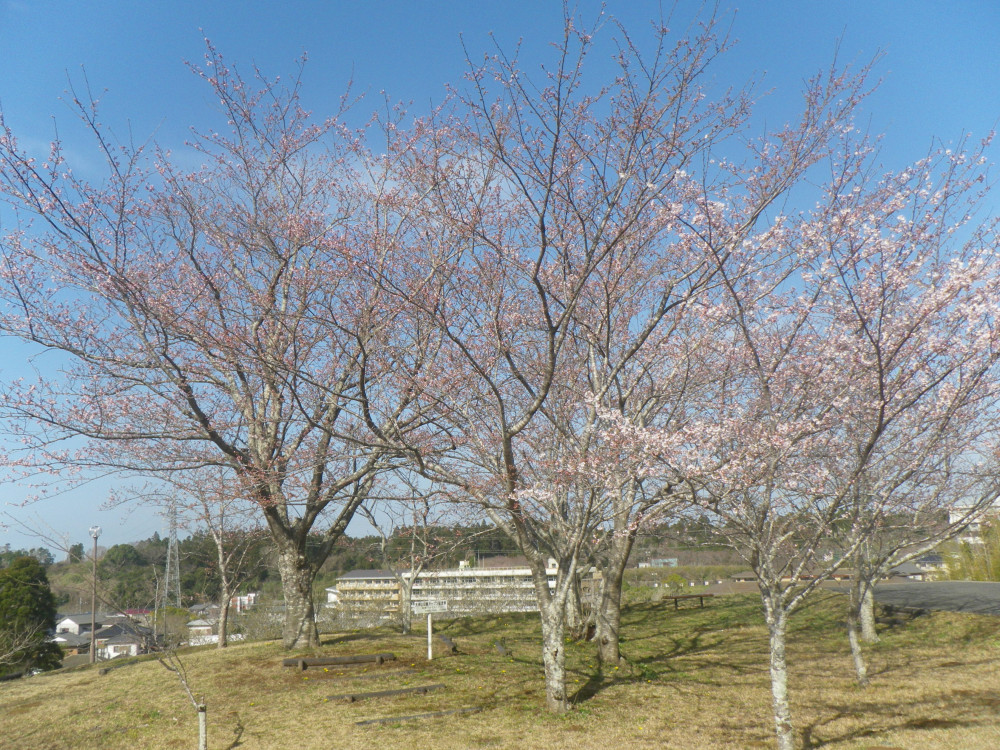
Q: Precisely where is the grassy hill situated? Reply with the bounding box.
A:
[3,593,1000,749]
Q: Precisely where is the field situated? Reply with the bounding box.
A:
[4,593,1000,749]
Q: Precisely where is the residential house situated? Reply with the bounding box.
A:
[92,622,155,660]
[55,613,110,635]
[50,631,90,655]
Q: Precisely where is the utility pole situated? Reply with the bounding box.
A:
[88,525,101,664]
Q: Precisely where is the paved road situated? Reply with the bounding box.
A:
[873,581,1000,615]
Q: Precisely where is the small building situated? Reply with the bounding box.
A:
[914,553,944,571]
[51,631,90,655]
[888,562,929,581]
[186,619,214,637]
[92,622,154,661]
[230,593,259,613]
[100,633,144,659]
[56,612,144,635]
[55,613,109,635]
[186,618,219,646]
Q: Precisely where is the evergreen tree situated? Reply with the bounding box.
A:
[0,556,62,674]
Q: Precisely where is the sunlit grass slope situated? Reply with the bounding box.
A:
[4,593,1000,749]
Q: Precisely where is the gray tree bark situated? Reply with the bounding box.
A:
[565,572,585,639]
[274,546,318,649]
[540,603,569,712]
[594,530,636,665]
[595,569,624,665]
[399,579,414,635]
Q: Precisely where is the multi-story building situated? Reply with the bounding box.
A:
[326,569,401,611]
[407,560,557,614]
[326,559,597,616]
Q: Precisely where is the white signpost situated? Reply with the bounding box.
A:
[411,598,449,660]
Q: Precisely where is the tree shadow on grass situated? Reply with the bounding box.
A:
[564,629,763,705]
[570,666,606,704]
[799,687,1000,748]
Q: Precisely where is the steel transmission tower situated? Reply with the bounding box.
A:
[164,503,182,608]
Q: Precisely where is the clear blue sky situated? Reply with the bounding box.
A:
[1,0,998,552]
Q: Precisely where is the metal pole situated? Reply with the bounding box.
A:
[427,613,433,660]
[88,526,101,664]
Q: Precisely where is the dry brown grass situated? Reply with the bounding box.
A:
[3,594,1000,749]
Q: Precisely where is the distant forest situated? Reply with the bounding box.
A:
[1,517,737,611]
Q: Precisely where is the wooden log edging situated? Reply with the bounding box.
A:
[355,706,483,725]
[281,653,396,669]
[327,683,445,702]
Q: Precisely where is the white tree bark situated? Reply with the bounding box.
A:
[763,602,795,750]
[860,585,878,643]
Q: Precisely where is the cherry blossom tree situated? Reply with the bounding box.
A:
[383,10,876,711]
[618,139,1000,748]
[806,143,1000,686]
[0,45,432,649]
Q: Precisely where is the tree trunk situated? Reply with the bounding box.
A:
[565,572,585,639]
[859,584,878,643]
[846,606,869,687]
[526,553,570,713]
[215,544,231,649]
[400,579,413,635]
[764,602,795,750]
[843,578,873,685]
[274,546,318,649]
[595,570,624,665]
[594,531,634,665]
[540,602,569,712]
[217,595,231,649]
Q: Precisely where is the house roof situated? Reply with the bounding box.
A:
[56,613,109,625]
[95,622,151,640]
[51,632,90,647]
[890,562,925,576]
[187,619,213,628]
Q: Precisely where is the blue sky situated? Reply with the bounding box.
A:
[1,0,998,551]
